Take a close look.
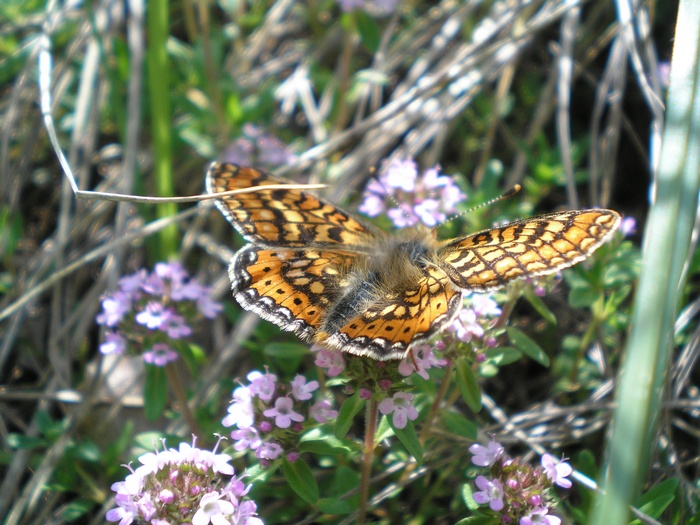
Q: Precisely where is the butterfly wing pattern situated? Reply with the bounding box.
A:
[438,210,621,292]
[207,162,621,360]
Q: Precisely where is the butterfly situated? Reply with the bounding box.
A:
[206,162,621,361]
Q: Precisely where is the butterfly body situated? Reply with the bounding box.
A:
[207,162,621,360]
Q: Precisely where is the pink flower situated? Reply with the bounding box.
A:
[99,332,126,355]
[387,205,419,228]
[471,294,501,317]
[541,454,573,489]
[398,344,447,379]
[290,375,319,401]
[413,199,445,227]
[255,442,283,461]
[159,312,192,339]
[378,392,419,429]
[313,346,345,376]
[107,437,259,525]
[469,440,504,467]
[192,491,234,525]
[263,397,304,428]
[309,399,338,423]
[230,427,262,451]
[358,193,385,217]
[170,279,204,301]
[247,370,277,402]
[222,386,255,429]
[386,158,418,192]
[450,308,484,342]
[520,506,561,525]
[472,476,504,511]
[359,158,465,229]
[135,302,170,329]
[143,343,178,366]
[96,292,132,327]
[196,292,223,319]
[620,216,636,236]
[118,269,147,296]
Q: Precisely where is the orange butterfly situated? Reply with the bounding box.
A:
[207,162,620,360]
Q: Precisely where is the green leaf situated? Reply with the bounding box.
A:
[262,342,309,359]
[629,478,679,523]
[317,497,356,515]
[144,365,168,420]
[281,457,319,504]
[523,287,557,324]
[455,516,500,525]
[60,498,95,521]
[354,11,380,52]
[440,410,477,440]
[604,285,633,314]
[35,409,58,437]
[298,439,354,455]
[72,441,101,463]
[455,358,482,412]
[327,465,361,498]
[484,346,522,366]
[134,431,168,452]
[374,412,394,443]
[506,327,550,366]
[263,342,307,375]
[244,463,274,484]
[335,391,366,439]
[6,433,46,450]
[104,421,135,465]
[390,419,423,465]
[462,482,477,510]
[568,283,599,308]
[299,427,358,454]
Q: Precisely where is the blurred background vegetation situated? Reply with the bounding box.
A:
[1,0,695,524]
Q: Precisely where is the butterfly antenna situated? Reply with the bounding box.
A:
[439,184,522,228]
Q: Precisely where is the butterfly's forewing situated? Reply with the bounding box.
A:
[206,162,371,248]
[322,266,463,360]
[438,209,621,292]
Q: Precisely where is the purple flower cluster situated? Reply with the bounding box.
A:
[397,343,448,380]
[96,262,222,366]
[223,124,297,168]
[447,293,502,349]
[314,342,447,383]
[222,370,338,464]
[313,344,449,429]
[312,345,346,377]
[620,216,636,237]
[106,438,262,525]
[359,158,464,228]
[467,440,572,525]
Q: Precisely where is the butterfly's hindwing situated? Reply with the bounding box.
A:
[231,244,358,342]
[324,266,463,359]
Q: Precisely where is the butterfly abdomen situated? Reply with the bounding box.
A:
[322,270,382,335]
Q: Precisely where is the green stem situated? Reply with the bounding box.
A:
[165,364,199,436]
[419,366,452,445]
[357,398,378,525]
[571,293,605,383]
[147,0,177,257]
